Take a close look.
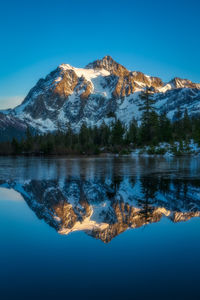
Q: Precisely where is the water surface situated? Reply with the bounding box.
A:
[0,156,200,299]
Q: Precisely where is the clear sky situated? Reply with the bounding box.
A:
[0,0,199,109]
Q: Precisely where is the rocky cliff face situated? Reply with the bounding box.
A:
[86,55,129,76]
[170,77,200,89]
[2,177,200,243]
[0,112,28,141]
[1,56,200,135]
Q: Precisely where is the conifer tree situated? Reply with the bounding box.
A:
[65,122,73,148]
[111,119,125,145]
[159,112,172,142]
[99,122,110,146]
[125,118,138,145]
[11,138,20,154]
[182,108,191,139]
[79,123,89,147]
[173,107,183,139]
[24,127,33,151]
[139,87,158,144]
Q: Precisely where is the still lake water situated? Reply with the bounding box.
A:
[0,156,200,300]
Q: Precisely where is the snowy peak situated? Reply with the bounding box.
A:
[59,62,110,78]
[86,55,130,77]
[169,77,200,89]
[1,56,200,135]
[130,71,163,89]
[57,62,112,99]
[86,56,164,95]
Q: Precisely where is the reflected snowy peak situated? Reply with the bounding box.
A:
[1,176,200,243]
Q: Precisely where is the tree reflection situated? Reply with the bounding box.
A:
[1,176,200,242]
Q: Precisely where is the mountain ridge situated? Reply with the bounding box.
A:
[1,55,200,138]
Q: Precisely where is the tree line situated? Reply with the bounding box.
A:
[0,89,200,155]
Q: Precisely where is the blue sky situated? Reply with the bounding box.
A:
[0,0,199,109]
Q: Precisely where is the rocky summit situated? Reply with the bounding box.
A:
[1,55,200,138]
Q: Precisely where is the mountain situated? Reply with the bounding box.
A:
[1,55,200,137]
[0,112,28,141]
[1,177,200,243]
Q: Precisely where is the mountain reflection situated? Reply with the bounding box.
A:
[1,176,200,243]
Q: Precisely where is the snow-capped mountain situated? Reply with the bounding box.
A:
[1,55,200,135]
[0,112,28,141]
[1,177,200,243]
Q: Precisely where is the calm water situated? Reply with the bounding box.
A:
[0,156,200,300]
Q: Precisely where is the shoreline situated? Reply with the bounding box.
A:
[0,151,199,158]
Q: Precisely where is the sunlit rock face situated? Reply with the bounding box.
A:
[1,176,200,243]
[1,56,200,135]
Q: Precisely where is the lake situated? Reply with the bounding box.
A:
[0,156,200,300]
